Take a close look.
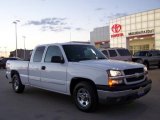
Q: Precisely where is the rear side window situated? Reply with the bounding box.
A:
[33,46,45,62]
[117,49,131,56]
[108,50,117,57]
[150,51,160,56]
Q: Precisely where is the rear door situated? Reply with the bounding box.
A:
[40,45,67,93]
[29,46,45,87]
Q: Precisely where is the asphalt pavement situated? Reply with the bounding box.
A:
[0,68,160,120]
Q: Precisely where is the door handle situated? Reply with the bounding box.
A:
[41,66,46,70]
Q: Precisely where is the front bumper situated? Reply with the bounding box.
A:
[97,79,152,103]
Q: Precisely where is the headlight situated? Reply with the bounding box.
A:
[108,70,122,77]
[144,66,148,72]
[108,70,123,87]
[144,66,148,74]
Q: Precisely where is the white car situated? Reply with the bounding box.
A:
[6,43,151,112]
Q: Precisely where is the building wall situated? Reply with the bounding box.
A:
[10,49,32,60]
[109,8,160,50]
[90,26,110,46]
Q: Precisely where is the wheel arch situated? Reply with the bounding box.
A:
[11,70,20,79]
[70,77,97,95]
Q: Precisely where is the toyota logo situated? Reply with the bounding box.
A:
[111,24,122,33]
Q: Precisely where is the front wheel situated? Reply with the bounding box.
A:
[12,74,25,93]
[73,82,98,112]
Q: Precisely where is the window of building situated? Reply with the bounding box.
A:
[121,20,125,25]
[148,21,154,28]
[136,16,141,22]
[126,18,130,24]
[126,25,130,31]
[148,14,154,21]
[131,17,135,24]
[155,12,160,20]
[44,46,63,63]
[136,23,141,29]
[155,20,160,26]
[33,46,45,62]
[142,15,147,22]
[131,24,136,30]
[155,27,160,34]
[142,22,148,28]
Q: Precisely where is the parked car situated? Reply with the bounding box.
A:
[0,57,21,69]
[100,48,132,61]
[132,50,160,69]
[6,43,151,112]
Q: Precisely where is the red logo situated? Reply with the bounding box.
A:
[111,24,122,33]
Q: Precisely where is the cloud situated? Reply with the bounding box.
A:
[26,17,67,26]
[95,8,104,11]
[25,17,84,32]
[75,27,84,31]
[107,13,128,19]
[25,17,73,32]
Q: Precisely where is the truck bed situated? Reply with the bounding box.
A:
[6,60,29,84]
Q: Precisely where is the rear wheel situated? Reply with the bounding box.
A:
[12,74,25,93]
[73,82,98,112]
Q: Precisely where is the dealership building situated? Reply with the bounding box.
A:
[90,8,160,54]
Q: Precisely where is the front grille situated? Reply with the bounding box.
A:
[124,68,144,75]
[123,68,144,83]
[126,75,144,82]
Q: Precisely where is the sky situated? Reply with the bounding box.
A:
[0,0,160,56]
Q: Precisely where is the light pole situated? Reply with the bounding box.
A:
[23,36,26,60]
[13,20,20,57]
[4,47,7,57]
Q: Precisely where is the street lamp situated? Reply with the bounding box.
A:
[13,20,20,57]
[23,36,26,60]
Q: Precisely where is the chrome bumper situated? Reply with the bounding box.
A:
[97,79,152,103]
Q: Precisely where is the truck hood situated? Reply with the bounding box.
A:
[75,59,144,70]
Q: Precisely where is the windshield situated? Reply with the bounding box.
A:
[63,45,106,62]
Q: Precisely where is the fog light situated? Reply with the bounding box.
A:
[108,79,123,87]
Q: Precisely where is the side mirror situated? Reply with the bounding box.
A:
[51,56,64,63]
[148,54,152,57]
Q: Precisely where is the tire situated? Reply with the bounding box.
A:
[12,74,25,93]
[73,82,98,112]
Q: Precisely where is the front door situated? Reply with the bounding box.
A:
[40,45,67,93]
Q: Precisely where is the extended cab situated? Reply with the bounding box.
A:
[6,43,152,112]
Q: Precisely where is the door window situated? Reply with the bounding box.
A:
[44,46,63,62]
[33,46,45,62]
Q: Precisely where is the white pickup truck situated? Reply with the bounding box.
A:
[6,43,152,112]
